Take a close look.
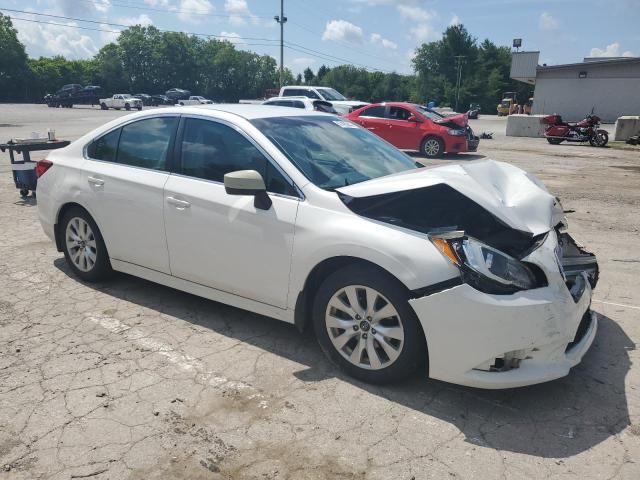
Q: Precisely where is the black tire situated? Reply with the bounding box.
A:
[589,131,608,147]
[547,138,564,145]
[312,264,427,384]
[125,103,130,111]
[100,103,108,110]
[60,207,112,282]
[19,189,29,197]
[137,106,142,111]
[421,136,444,158]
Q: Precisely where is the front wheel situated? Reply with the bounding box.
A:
[61,208,112,282]
[137,106,142,111]
[312,264,427,384]
[125,103,130,111]
[421,136,444,158]
[546,137,564,145]
[590,131,608,147]
[100,103,107,110]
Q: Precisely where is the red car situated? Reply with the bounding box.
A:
[346,102,479,158]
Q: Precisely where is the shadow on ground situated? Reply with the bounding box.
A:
[54,258,633,459]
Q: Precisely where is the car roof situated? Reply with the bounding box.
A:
[362,102,415,108]
[265,96,311,102]
[147,103,333,120]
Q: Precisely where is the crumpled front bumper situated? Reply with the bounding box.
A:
[409,231,597,389]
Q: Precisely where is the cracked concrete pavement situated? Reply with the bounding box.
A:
[0,105,639,479]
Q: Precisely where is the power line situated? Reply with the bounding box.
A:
[284,41,393,73]
[5,16,280,48]
[0,8,279,43]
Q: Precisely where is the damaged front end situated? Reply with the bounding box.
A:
[336,160,599,388]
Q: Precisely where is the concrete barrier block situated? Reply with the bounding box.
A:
[614,116,640,141]
[506,114,546,138]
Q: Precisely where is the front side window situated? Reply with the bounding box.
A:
[359,105,386,118]
[180,118,297,196]
[87,128,120,162]
[252,116,417,190]
[316,88,346,101]
[387,106,413,121]
[117,117,177,170]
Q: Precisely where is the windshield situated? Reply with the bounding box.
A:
[317,88,347,101]
[251,116,418,190]
[413,105,443,121]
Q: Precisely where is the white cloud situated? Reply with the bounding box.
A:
[119,14,154,26]
[370,33,398,50]
[100,24,120,44]
[58,0,111,17]
[178,0,214,22]
[397,4,433,23]
[322,20,363,44]
[224,0,257,26]
[539,12,559,30]
[220,31,241,44]
[15,16,98,59]
[449,14,460,26]
[589,43,635,57]
[144,0,170,6]
[410,24,434,42]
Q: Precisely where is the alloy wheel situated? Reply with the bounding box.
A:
[423,138,440,157]
[325,285,404,370]
[65,217,98,272]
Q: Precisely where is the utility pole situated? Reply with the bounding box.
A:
[274,0,287,88]
[454,55,466,113]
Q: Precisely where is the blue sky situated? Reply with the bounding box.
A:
[2,0,639,74]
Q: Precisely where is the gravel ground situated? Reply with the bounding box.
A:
[0,104,639,479]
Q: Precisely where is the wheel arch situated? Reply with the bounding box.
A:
[294,256,413,333]
[54,202,100,252]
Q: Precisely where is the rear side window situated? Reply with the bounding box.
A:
[87,129,120,162]
[116,117,177,170]
[359,106,386,118]
[291,100,306,109]
[180,118,297,196]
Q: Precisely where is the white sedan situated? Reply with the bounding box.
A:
[35,105,599,388]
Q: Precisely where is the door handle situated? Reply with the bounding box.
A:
[166,196,191,209]
[87,176,104,187]
[367,127,376,131]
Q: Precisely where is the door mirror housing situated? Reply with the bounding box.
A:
[224,170,272,210]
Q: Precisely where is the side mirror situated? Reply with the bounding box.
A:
[224,170,272,210]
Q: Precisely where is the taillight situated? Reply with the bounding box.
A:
[36,159,53,178]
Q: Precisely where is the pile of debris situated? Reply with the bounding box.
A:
[625,135,639,145]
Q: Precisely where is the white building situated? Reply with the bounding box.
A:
[511,52,640,123]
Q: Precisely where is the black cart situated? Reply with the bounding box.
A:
[0,139,70,197]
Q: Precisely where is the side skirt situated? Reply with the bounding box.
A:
[110,259,295,324]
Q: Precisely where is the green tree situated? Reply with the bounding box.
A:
[0,13,28,102]
[303,67,315,84]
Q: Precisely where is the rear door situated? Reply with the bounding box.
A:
[352,105,389,139]
[163,116,300,308]
[81,115,179,274]
[385,106,423,149]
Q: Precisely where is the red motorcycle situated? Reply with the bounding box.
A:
[543,112,608,147]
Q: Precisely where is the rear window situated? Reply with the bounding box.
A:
[116,117,177,170]
[359,106,385,118]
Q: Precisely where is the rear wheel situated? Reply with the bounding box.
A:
[100,103,107,110]
[61,208,112,282]
[125,103,130,111]
[312,264,426,384]
[590,131,608,147]
[547,138,564,145]
[137,106,142,111]
[421,136,444,158]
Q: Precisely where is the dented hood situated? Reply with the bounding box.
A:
[336,160,560,236]
[435,113,468,128]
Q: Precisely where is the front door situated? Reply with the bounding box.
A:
[163,116,300,308]
[385,106,423,150]
[81,116,178,274]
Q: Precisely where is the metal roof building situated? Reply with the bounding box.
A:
[511,53,640,122]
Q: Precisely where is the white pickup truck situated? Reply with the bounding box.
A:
[177,96,213,106]
[99,94,143,111]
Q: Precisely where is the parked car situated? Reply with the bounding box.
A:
[35,105,598,389]
[177,96,214,106]
[133,93,153,106]
[165,88,191,101]
[150,94,171,106]
[279,86,367,114]
[99,94,143,111]
[45,84,103,108]
[346,102,479,158]
[263,96,338,113]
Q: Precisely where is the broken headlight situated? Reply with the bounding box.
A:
[430,232,537,294]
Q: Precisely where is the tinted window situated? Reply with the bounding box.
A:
[387,106,413,121]
[281,89,300,97]
[117,117,177,170]
[87,129,120,162]
[180,118,297,196]
[292,100,306,109]
[359,106,385,118]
